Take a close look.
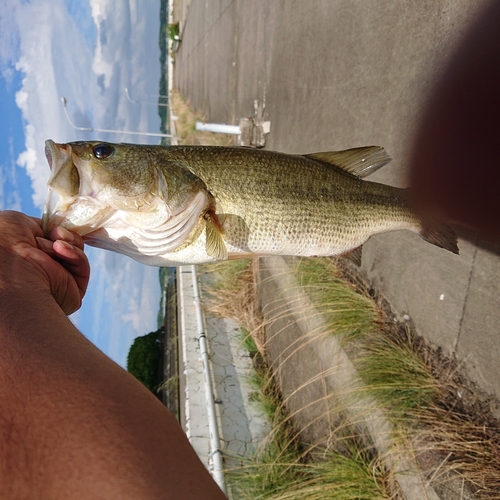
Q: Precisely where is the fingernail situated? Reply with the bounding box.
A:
[57,240,74,250]
[58,227,75,242]
[36,237,53,251]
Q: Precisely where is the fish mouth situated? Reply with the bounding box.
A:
[42,140,113,238]
[45,146,52,170]
[44,140,72,173]
[44,142,53,169]
[42,140,76,235]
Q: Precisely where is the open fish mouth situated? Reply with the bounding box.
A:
[42,140,80,236]
[45,144,53,169]
[42,141,59,235]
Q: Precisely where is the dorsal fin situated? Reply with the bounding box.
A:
[304,146,391,179]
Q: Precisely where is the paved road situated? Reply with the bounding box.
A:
[173,1,500,415]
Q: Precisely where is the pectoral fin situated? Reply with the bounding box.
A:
[205,212,228,260]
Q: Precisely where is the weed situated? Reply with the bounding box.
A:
[170,89,235,146]
[201,256,500,499]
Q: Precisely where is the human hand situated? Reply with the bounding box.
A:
[0,211,90,315]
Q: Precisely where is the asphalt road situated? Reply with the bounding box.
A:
[173,0,500,415]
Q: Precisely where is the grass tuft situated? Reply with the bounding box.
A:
[201,259,267,354]
[227,355,390,500]
[170,89,235,146]
[294,258,380,343]
[355,331,441,421]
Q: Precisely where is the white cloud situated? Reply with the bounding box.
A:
[15,123,40,196]
[92,44,114,89]
[14,88,27,107]
[10,0,96,208]
[6,0,163,366]
[11,0,161,209]
[89,0,113,23]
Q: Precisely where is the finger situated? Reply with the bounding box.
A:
[35,236,91,300]
[35,237,57,259]
[18,213,44,238]
[48,226,85,251]
[52,241,90,297]
[24,244,87,315]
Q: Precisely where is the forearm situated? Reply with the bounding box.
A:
[0,292,226,499]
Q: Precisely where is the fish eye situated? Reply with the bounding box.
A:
[93,143,114,159]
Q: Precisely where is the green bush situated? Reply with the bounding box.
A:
[127,329,164,393]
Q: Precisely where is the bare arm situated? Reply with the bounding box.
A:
[0,211,226,499]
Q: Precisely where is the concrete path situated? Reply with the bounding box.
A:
[173,0,500,416]
[177,267,269,483]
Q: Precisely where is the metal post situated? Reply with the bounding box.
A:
[60,97,174,138]
[124,87,168,107]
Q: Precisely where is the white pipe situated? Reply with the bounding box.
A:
[190,265,227,494]
[195,122,241,135]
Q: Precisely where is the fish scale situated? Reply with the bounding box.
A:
[42,141,458,266]
[173,147,411,255]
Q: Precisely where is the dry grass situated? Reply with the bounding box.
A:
[412,407,500,498]
[170,89,235,146]
[200,257,500,499]
[200,259,267,355]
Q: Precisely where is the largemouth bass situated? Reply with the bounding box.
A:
[42,140,458,266]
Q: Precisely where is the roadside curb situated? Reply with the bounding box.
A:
[260,256,440,500]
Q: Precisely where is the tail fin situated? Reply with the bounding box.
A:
[420,221,459,255]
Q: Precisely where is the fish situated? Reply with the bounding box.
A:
[42,140,459,267]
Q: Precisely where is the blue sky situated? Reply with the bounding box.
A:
[0,0,164,367]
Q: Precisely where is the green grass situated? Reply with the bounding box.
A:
[228,356,304,499]
[292,257,439,421]
[205,259,393,499]
[167,22,180,41]
[354,332,440,420]
[201,259,251,293]
[239,327,259,356]
[230,446,390,500]
[271,449,389,500]
[294,258,380,343]
[202,257,500,499]
[200,259,267,354]
[228,354,390,500]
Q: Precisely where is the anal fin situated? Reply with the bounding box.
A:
[340,246,363,266]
